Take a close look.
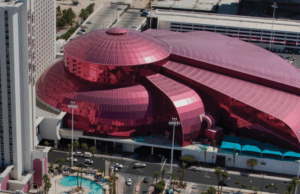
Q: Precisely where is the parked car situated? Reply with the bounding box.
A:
[141,12,148,17]
[77,31,84,35]
[85,159,93,164]
[144,177,149,183]
[131,25,138,29]
[73,151,82,157]
[219,181,229,186]
[101,134,111,138]
[84,152,92,158]
[126,178,132,186]
[117,7,123,10]
[66,158,78,162]
[134,163,146,168]
[86,21,92,24]
[79,29,86,32]
[116,163,123,169]
[140,8,145,12]
[79,163,88,167]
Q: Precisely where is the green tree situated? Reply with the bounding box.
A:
[154,171,160,184]
[252,186,260,194]
[55,157,65,173]
[154,183,164,193]
[177,168,183,186]
[285,183,293,194]
[179,162,187,186]
[89,146,97,163]
[235,181,240,192]
[57,6,61,14]
[212,140,217,163]
[181,155,195,164]
[42,174,51,194]
[214,166,222,193]
[76,168,80,189]
[220,170,229,193]
[79,9,88,20]
[246,158,258,170]
[162,167,167,180]
[201,186,217,194]
[241,184,247,189]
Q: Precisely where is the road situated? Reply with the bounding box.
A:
[51,151,290,194]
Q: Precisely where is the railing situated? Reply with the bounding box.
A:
[36,96,61,115]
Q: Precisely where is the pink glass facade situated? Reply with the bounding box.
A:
[1,174,10,190]
[33,159,42,186]
[23,181,30,193]
[37,27,300,149]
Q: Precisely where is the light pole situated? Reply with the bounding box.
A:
[68,101,78,167]
[168,117,180,188]
[250,180,252,190]
[269,2,278,51]
[271,183,274,193]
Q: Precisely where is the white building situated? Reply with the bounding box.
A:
[149,9,300,52]
[0,0,55,192]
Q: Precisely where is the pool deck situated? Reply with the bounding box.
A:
[48,173,109,194]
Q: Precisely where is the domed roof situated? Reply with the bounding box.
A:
[64,27,171,66]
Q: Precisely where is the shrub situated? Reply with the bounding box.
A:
[158,180,165,186]
[154,183,164,193]
[181,155,196,164]
[241,184,247,189]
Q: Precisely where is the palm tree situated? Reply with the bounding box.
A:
[214,166,222,193]
[73,141,80,167]
[162,167,167,180]
[235,181,240,193]
[246,158,258,171]
[290,177,300,194]
[42,174,51,194]
[81,143,88,159]
[80,166,84,188]
[170,173,178,190]
[220,170,229,193]
[68,144,72,167]
[233,147,236,167]
[45,141,55,165]
[252,186,260,194]
[154,171,160,184]
[181,162,187,184]
[212,140,217,163]
[76,169,80,189]
[89,146,97,162]
[177,168,183,186]
[55,157,65,173]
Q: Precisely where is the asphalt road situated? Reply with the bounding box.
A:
[51,151,290,194]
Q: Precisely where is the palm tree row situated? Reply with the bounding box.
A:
[214,166,229,194]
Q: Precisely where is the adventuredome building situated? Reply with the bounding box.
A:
[37,27,300,152]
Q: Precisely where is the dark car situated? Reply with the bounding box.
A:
[141,13,148,17]
[144,177,149,183]
[140,8,145,12]
[79,163,88,167]
[219,181,229,186]
[101,134,111,138]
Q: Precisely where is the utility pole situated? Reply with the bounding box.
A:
[269,2,278,51]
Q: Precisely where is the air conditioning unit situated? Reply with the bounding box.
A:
[15,191,24,194]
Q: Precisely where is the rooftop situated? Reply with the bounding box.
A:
[150,9,300,33]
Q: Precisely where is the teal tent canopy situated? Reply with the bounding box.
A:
[262,143,283,156]
[241,145,262,153]
[223,135,242,144]
[283,151,300,158]
[243,138,262,149]
[221,141,241,150]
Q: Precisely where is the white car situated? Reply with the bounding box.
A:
[134,163,146,168]
[77,31,84,35]
[126,178,132,186]
[116,163,123,169]
[67,158,78,162]
[85,159,93,164]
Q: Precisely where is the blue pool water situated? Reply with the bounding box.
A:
[60,176,104,194]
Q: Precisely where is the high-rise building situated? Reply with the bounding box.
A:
[0,0,55,191]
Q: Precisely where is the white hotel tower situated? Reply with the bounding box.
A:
[0,0,55,191]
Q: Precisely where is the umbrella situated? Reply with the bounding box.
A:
[104,176,110,179]
[71,167,78,171]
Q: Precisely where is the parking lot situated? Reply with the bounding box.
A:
[112,8,147,30]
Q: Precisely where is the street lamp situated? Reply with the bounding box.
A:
[68,101,78,167]
[269,2,278,51]
[168,117,180,188]
[271,183,274,193]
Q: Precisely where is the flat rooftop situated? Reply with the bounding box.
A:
[152,0,218,12]
[151,9,300,33]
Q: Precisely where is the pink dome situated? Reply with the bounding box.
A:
[64,27,171,66]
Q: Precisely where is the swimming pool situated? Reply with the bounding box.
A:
[60,176,104,194]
